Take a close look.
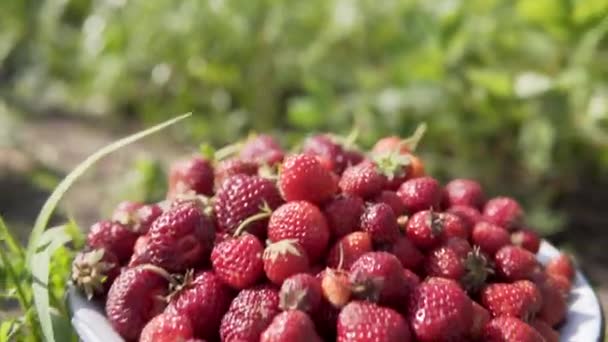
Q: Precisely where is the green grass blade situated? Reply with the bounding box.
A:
[0,216,23,256]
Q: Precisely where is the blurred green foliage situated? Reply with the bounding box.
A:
[1,0,608,234]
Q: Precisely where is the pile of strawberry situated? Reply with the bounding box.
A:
[71,132,576,342]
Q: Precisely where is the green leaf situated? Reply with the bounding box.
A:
[0,318,22,342]
[26,113,191,342]
[0,216,22,256]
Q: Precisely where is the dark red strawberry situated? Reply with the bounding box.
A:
[130,202,215,272]
[71,248,120,299]
[511,228,541,254]
[112,201,163,235]
[538,277,567,327]
[166,271,233,340]
[220,285,281,342]
[87,220,138,263]
[268,201,330,263]
[240,134,285,165]
[214,174,283,238]
[424,244,465,281]
[215,158,259,184]
[444,179,485,209]
[302,134,348,174]
[327,231,373,269]
[360,203,400,244]
[323,195,365,239]
[382,236,424,271]
[337,301,411,342]
[495,245,538,281]
[405,210,467,250]
[105,265,170,341]
[470,300,491,340]
[344,149,364,167]
[263,239,310,285]
[531,319,560,342]
[278,154,338,204]
[408,277,472,342]
[472,221,510,256]
[483,316,545,342]
[339,161,387,199]
[373,190,406,216]
[279,273,322,313]
[444,236,473,257]
[546,253,575,281]
[313,296,340,340]
[402,268,420,292]
[446,204,482,231]
[261,310,322,342]
[211,233,264,289]
[481,280,542,320]
[397,176,442,214]
[168,156,214,197]
[349,252,407,306]
[483,197,524,230]
[321,269,352,308]
[139,313,193,342]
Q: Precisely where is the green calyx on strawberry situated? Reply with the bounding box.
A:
[461,246,494,293]
[71,248,119,300]
[372,151,411,181]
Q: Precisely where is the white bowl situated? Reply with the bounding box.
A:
[67,240,605,342]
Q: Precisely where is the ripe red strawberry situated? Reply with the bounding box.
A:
[511,228,541,254]
[401,269,421,302]
[71,248,120,299]
[444,178,485,209]
[220,285,280,342]
[313,296,340,340]
[360,203,400,244]
[327,231,373,269]
[214,174,283,238]
[483,316,545,342]
[397,176,442,214]
[268,201,330,263]
[139,313,193,342]
[323,195,365,238]
[446,204,482,231]
[444,236,473,257]
[373,190,406,216]
[538,278,567,327]
[483,197,524,230]
[279,273,322,313]
[302,134,348,174]
[546,253,575,281]
[408,277,472,342]
[261,310,322,342]
[480,280,542,320]
[263,239,310,285]
[337,301,411,342]
[215,158,259,184]
[166,271,233,340]
[168,156,214,197]
[130,202,215,272]
[424,244,465,281]
[531,319,560,342]
[240,134,285,165]
[87,220,138,264]
[339,161,387,199]
[321,269,352,308]
[278,154,338,203]
[372,136,412,155]
[105,265,170,341]
[372,152,412,190]
[405,210,467,250]
[344,149,365,167]
[382,236,424,271]
[472,221,510,256]
[211,233,264,289]
[495,245,538,281]
[470,301,491,340]
[349,251,407,306]
[111,201,163,235]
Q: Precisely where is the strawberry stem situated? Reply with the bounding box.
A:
[141,264,179,287]
[233,202,273,237]
[401,123,427,152]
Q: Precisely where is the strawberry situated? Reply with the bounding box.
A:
[220,285,281,342]
[321,269,352,308]
[344,149,365,167]
[397,176,442,214]
[214,174,283,238]
[407,153,426,178]
[546,253,575,281]
[263,239,310,285]
[444,236,473,257]
[472,221,510,256]
[424,244,465,281]
[470,301,491,340]
[337,301,411,342]
[382,236,424,271]
[482,197,524,230]
[483,316,545,342]
[349,251,407,306]
[168,156,214,197]
[71,248,120,299]
[240,134,285,165]
[373,190,406,216]
[372,136,412,155]
[360,203,400,244]
[531,319,560,342]
[495,245,538,281]
[86,220,138,264]
[215,158,259,184]
[322,195,365,239]
[261,310,322,342]
[268,201,330,263]
[111,201,163,235]
[402,268,421,293]
[538,277,567,327]
[105,265,170,341]
[372,152,413,190]
[130,202,215,272]
[480,280,542,320]
[405,210,467,250]
[446,204,482,231]
[211,233,264,289]
[511,228,541,254]
[339,161,387,199]
[139,313,193,342]
[546,272,572,296]
[313,297,340,340]
[279,273,322,313]
[302,134,348,174]
[444,178,485,209]
[408,277,472,342]
[166,271,232,340]
[326,231,373,269]
[278,154,338,203]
